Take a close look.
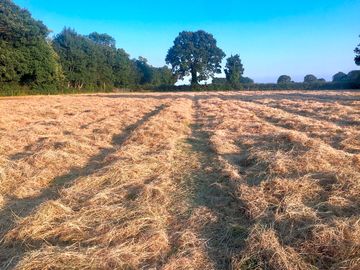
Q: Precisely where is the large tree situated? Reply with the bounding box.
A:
[112,49,138,87]
[225,54,244,86]
[348,70,360,83]
[332,72,348,82]
[166,30,225,85]
[53,28,125,89]
[53,28,96,88]
[355,35,360,66]
[304,74,317,83]
[277,75,292,84]
[0,0,62,86]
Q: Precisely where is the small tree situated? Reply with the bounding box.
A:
[166,30,225,86]
[304,74,317,83]
[355,35,360,66]
[277,75,291,84]
[332,72,348,82]
[225,54,244,85]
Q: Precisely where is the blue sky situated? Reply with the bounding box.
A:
[14,0,360,83]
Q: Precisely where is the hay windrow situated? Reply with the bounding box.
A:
[0,91,359,269]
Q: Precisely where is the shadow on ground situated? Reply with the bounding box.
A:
[183,97,251,269]
[0,104,167,269]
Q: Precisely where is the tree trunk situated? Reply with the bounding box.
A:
[191,68,198,86]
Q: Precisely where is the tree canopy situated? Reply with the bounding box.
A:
[52,29,176,89]
[0,0,62,86]
[0,0,178,92]
[332,72,348,82]
[277,75,292,84]
[88,32,116,48]
[240,77,254,84]
[166,30,225,85]
[225,54,244,86]
[53,28,99,89]
[348,70,360,83]
[304,74,317,83]
[355,36,360,66]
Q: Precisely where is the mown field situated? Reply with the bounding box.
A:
[0,90,360,270]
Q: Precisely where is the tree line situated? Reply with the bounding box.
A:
[276,70,360,84]
[0,0,359,95]
[0,0,175,93]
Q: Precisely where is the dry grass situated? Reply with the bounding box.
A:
[0,90,359,269]
[198,91,360,269]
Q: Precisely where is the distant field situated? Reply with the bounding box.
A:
[1,91,360,269]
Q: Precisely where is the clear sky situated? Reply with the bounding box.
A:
[14,0,360,83]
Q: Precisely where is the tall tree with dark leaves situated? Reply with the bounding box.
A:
[332,72,348,82]
[225,54,244,86]
[0,0,62,87]
[277,75,292,84]
[112,49,138,87]
[166,30,225,86]
[53,28,95,88]
[304,74,317,83]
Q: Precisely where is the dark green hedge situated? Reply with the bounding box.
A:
[1,81,359,97]
[152,82,360,92]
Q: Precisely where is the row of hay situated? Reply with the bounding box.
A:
[235,99,360,154]
[253,97,360,127]
[0,95,162,202]
[1,97,201,269]
[198,95,360,270]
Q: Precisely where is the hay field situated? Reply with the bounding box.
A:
[0,90,360,269]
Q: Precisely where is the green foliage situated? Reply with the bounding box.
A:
[212,77,227,85]
[304,74,317,83]
[53,28,95,89]
[212,76,254,86]
[240,77,254,84]
[348,70,360,83]
[134,57,153,84]
[88,32,116,48]
[133,57,176,86]
[112,49,138,87]
[332,72,348,82]
[1,0,359,96]
[166,30,225,85]
[225,54,244,86]
[332,71,360,83]
[277,75,292,84]
[53,29,174,90]
[355,35,360,66]
[152,81,360,92]
[53,28,137,90]
[0,0,62,87]
[0,0,48,43]
[151,66,176,86]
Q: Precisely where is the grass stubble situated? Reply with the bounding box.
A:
[0,90,359,269]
